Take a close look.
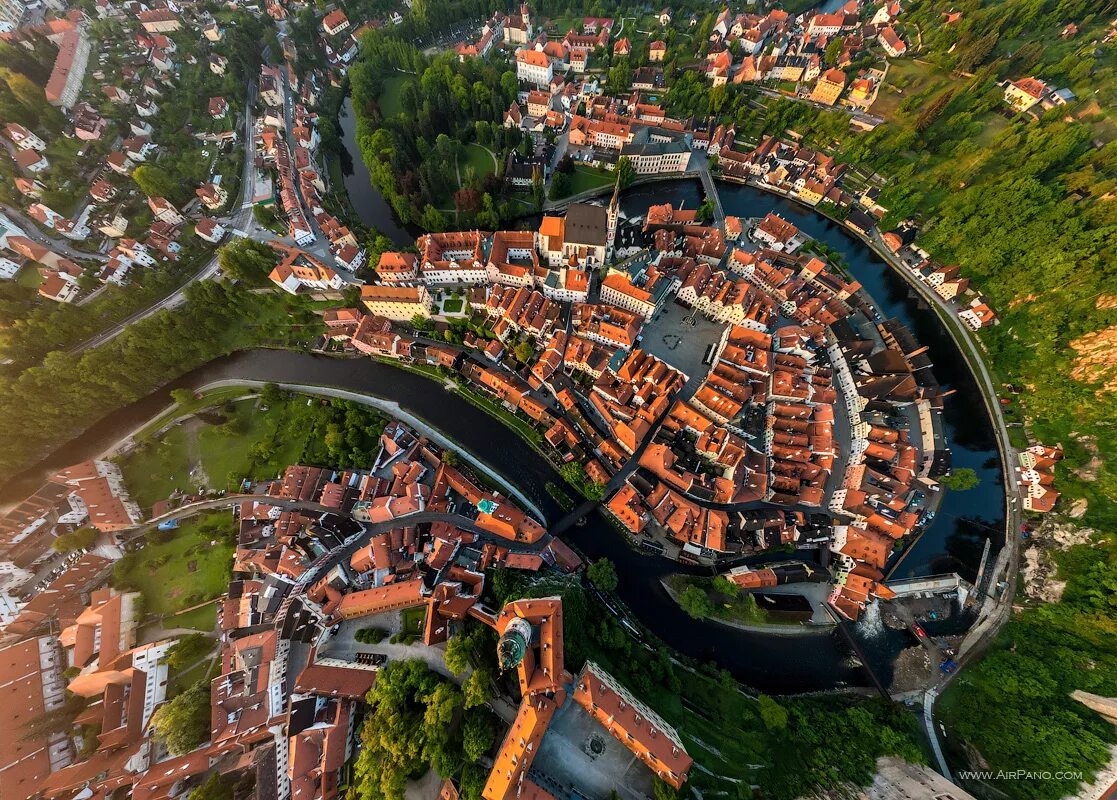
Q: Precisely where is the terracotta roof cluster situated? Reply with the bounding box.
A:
[1017,444,1061,513]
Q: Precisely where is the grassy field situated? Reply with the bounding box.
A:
[459,143,497,187]
[442,297,464,313]
[117,426,195,510]
[379,75,411,118]
[566,166,615,196]
[195,400,308,490]
[115,511,234,628]
[15,264,43,290]
[119,395,314,510]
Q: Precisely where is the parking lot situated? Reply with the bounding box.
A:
[640,300,728,398]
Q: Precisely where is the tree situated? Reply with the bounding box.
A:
[712,575,738,597]
[252,203,279,230]
[757,694,788,730]
[462,708,495,761]
[513,341,534,364]
[914,90,954,133]
[150,682,210,755]
[678,585,714,619]
[615,156,635,190]
[652,778,678,800]
[444,626,482,676]
[548,171,571,200]
[939,468,980,491]
[188,773,233,800]
[131,164,178,199]
[419,204,447,232]
[170,388,196,406]
[824,37,844,66]
[352,660,465,800]
[587,558,618,592]
[462,667,494,709]
[166,634,213,671]
[51,526,98,552]
[259,383,284,406]
[217,239,278,285]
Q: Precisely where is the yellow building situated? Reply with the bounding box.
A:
[360,285,434,321]
[810,68,847,106]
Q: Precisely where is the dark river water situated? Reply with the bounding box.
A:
[337,96,414,246]
[1,130,1005,693]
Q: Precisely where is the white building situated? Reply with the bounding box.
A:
[3,122,45,151]
[516,49,554,87]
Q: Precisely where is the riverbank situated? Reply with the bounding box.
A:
[194,379,548,524]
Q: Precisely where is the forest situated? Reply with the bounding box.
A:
[348,35,535,229]
[0,281,321,484]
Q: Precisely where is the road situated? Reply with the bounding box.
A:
[0,203,109,262]
[69,80,261,354]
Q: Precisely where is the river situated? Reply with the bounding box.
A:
[336,95,414,246]
[3,348,870,691]
[327,147,1005,582]
[0,146,1005,693]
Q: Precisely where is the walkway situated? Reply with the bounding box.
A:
[924,688,952,779]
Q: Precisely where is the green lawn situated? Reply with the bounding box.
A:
[566,166,615,196]
[15,264,42,290]
[442,296,464,313]
[459,143,497,187]
[118,426,196,510]
[164,605,217,632]
[119,394,316,510]
[114,511,234,625]
[196,400,309,490]
[379,75,411,118]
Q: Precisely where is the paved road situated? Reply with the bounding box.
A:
[0,203,109,262]
[70,81,261,354]
[924,688,951,778]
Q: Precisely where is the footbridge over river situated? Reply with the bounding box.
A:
[697,167,727,232]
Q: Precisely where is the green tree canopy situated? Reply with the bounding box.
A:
[587,558,618,592]
[939,468,980,491]
[150,682,210,755]
[678,585,714,619]
[132,164,178,200]
[217,239,279,285]
[51,526,98,553]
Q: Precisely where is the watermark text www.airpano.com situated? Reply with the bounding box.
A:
[957,771,1084,781]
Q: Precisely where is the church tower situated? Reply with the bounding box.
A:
[606,180,620,262]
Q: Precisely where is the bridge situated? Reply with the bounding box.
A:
[697,167,727,233]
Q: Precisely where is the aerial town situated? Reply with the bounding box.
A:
[0,0,1114,800]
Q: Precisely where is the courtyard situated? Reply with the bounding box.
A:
[531,696,656,800]
[639,299,728,398]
